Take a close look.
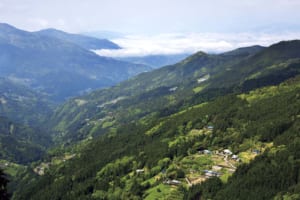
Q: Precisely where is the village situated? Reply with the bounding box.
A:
[156,147,242,187]
[31,124,265,200]
[136,125,267,200]
[33,153,76,176]
[140,141,264,200]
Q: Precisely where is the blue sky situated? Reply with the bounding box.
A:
[1,0,300,55]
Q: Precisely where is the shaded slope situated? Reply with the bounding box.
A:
[0,116,51,164]
[0,78,53,126]
[0,23,150,101]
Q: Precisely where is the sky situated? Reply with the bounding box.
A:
[1,0,300,56]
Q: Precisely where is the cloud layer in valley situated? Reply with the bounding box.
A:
[93,31,300,57]
[1,0,300,57]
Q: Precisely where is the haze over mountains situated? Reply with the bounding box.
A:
[0,23,151,102]
[0,0,300,199]
[0,21,300,200]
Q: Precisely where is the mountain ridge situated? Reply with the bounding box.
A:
[49,40,300,143]
[0,23,151,101]
[35,28,121,50]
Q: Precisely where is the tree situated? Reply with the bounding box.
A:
[0,169,10,200]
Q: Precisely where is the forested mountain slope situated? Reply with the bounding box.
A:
[0,78,53,126]
[8,40,300,200]
[50,40,300,143]
[0,116,51,164]
[14,74,300,200]
[0,23,150,101]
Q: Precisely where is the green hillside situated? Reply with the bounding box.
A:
[0,116,51,164]
[9,40,300,200]
[49,40,300,143]
[13,75,300,200]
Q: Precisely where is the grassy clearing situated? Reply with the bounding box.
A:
[144,184,182,200]
[193,86,205,93]
[0,160,26,177]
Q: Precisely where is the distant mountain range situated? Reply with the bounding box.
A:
[81,30,125,40]
[35,28,121,50]
[0,23,151,101]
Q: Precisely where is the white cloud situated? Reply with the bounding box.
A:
[57,19,66,26]
[27,18,49,29]
[92,32,300,57]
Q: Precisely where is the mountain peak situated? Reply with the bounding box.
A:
[179,51,208,64]
[221,45,266,57]
[269,39,300,49]
[194,51,208,56]
[256,39,300,60]
[37,28,64,33]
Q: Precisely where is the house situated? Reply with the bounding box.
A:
[212,165,223,171]
[199,149,212,154]
[170,180,181,185]
[0,164,6,168]
[252,149,261,154]
[223,149,233,155]
[207,125,214,130]
[231,154,240,161]
[203,170,220,177]
[34,167,45,176]
[136,169,144,173]
[164,179,181,185]
[169,87,178,92]
[197,75,210,83]
[204,149,212,154]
